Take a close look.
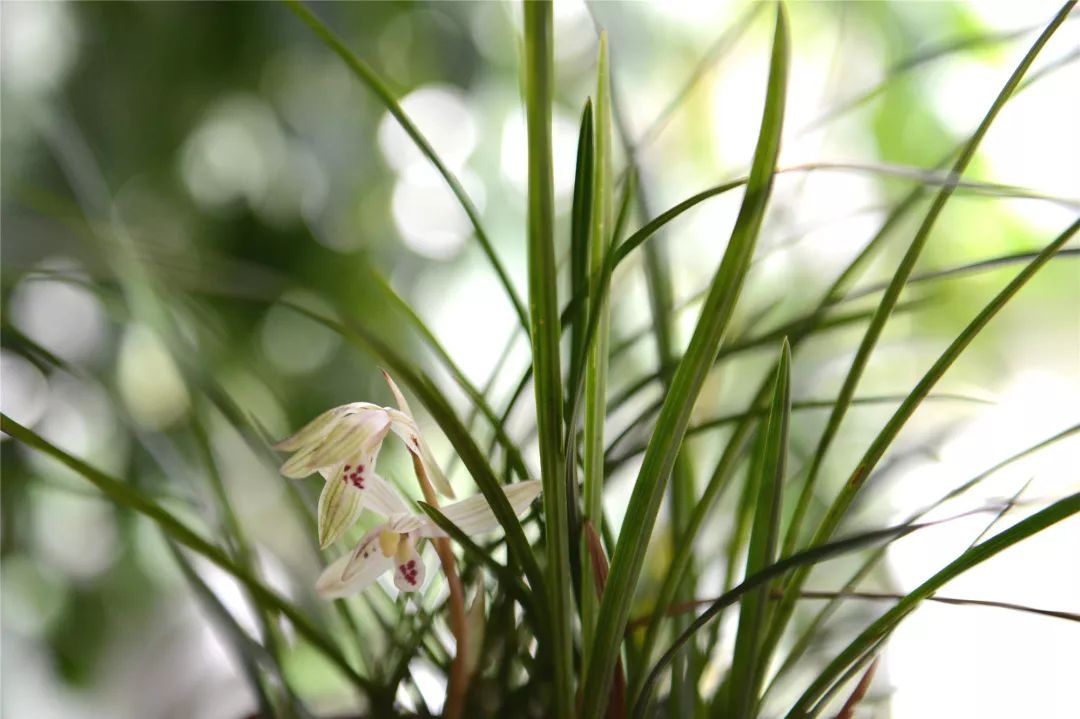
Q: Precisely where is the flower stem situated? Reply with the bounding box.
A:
[411,454,469,719]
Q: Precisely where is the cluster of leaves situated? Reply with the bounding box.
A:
[2,1,1078,718]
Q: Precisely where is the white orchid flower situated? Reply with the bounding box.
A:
[316,477,542,598]
[274,372,454,548]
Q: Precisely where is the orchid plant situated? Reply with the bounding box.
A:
[2,2,1078,719]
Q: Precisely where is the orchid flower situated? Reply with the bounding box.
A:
[316,477,542,598]
[274,372,454,547]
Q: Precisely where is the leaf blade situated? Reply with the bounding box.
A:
[581,7,790,717]
[283,0,529,336]
[726,340,791,719]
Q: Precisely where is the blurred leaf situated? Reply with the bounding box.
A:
[0,413,377,696]
[633,511,973,715]
[771,3,1076,666]
[284,0,529,336]
[789,492,1080,717]
[766,421,1080,696]
[167,540,280,718]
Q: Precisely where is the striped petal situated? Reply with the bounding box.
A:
[418,480,542,538]
[316,532,393,599]
[316,459,375,547]
[274,404,350,452]
[338,526,395,586]
[306,410,390,470]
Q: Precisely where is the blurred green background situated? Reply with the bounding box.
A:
[2,1,1078,717]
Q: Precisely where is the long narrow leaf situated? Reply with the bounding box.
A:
[168,540,280,718]
[582,31,614,658]
[791,213,1080,626]
[0,413,376,695]
[787,493,1080,717]
[771,3,1076,669]
[633,512,971,716]
[764,421,1080,698]
[568,100,595,396]
[284,0,529,336]
[581,8,789,717]
[523,2,574,714]
[768,212,1080,696]
[726,340,791,719]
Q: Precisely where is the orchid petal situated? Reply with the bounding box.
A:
[381,370,414,416]
[340,526,395,584]
[365,473,411,517]
[387,511,424,535]
[392,539,426,593]
[419,480,542,538]
[274,405,347,452]
[316,540,393,599]
[280,416,361,477]
[316,461,373,547]
[306,411,391,471]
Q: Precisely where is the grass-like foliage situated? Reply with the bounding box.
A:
[3,1,1078,718]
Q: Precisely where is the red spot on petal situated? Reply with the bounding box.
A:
[344,464,351,471]
[357,464,364,472]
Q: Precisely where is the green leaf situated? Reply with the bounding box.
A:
[787,492,1080,717]
[568,99,595,397]
[608,241,1079,426]
[614,108,939,680]
[0,412,376,696]
[800,18,1050,135]
[630,3,765,152]
[608,390,988,471]
[631,386,760,685]
[368,270,530,481]
[168,540,280,718]
[581,31,613,659]
[283,0,529,337]
[190,407,298,700]
[634,513,959,716]
[770,2,1076,666]
[580,6,789,717]
[726,340,791,719]
[776,213,1080,673]
[763,422,1080,699]
[842,247,1080,303]
[523,2,574,714]
[611,7,709,704]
